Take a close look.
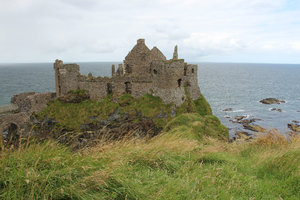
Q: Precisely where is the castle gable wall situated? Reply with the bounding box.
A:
[124,39,152,76]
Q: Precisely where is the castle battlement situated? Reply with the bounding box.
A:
[54,39,201,106]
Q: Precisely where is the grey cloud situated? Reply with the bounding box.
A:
[0,0,299,63]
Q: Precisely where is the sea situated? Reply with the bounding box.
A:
[0,62,299,137]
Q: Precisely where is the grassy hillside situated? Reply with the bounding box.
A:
[1,92,299,199]
[37,92,214,131]
[1,124,299,199]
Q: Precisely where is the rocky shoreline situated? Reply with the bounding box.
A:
[224,97,299,142]
[2,93,299,147]
[0,89,219,150]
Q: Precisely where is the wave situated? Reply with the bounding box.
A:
[232,109,245,113]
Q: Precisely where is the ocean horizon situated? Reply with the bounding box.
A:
[1,62,299,137]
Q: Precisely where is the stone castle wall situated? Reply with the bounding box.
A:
[54,39,201,106]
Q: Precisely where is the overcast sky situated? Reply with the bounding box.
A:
[0,0,300,63]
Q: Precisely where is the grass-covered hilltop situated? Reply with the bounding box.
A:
[1,90,300,199]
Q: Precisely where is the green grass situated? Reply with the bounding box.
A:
[0,141,138,200]
[37,93,213,131]
[164,113,228,140]
[5,92,297,199]
[194,94,212,116]
[1,131,299,199]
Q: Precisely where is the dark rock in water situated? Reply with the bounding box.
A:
[223,108,233,112]
[292,120,299,124]
[58,90,90,103]
[239,118,259,125]
[260,98,285,104]
[229,119,238,123]
[235,116,245,121]
[243,124,267,132]
[270,108,282,112]
[288,123,300,132]
[231,115,260,125]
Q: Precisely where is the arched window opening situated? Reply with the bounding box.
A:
[177,79,182,87]
[192,68,194,73]
[107,83,113,95]
[184,66,187,76]
[125,82,132,94]
[153,69,158,74]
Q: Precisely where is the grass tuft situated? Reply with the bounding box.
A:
[1,132,300,199]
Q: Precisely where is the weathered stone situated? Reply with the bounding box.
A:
[270,108,282,112]
[235,116,245,121]
[288,123,300,132]
[58,90,90,103]
[10,92,56,113]
[243,124,267,132]
[260,98,285,104]
[235,131,252,141]
[32,113,162,150]
[292,120,299,124]
[0,91,57,149]
[54,39,201,106]
[173,45,178,60]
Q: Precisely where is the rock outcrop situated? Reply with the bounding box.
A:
[0,92,56,148]
[270,108,282,112]
[243,124,267,133]
[288,123,300,132]
[58,90,90,103]
[259,98,285,104]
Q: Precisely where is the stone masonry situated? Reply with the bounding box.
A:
[54,39,201,106]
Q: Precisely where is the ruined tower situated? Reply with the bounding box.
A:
[54,39,201,106]
[54,60,80,97]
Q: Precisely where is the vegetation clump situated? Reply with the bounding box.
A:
[1,90,299,199]
[1,130,299,199]
[164,113,228,141]
[57,89,90,103]
[37,91,214,132]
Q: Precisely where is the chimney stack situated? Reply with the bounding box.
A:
[173,45,178,60]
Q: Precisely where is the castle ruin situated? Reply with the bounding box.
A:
[54,39,201,106]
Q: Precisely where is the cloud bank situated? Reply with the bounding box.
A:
[0,0,299,63]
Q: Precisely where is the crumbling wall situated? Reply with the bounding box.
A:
[0,92,56,145]
[53,39,201,106]
[183,64,201,100]
[11,92,56,113]
[77,75,153,101]
[150,60,187,105]
[150,47,166,61]
[54,60,80,97]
